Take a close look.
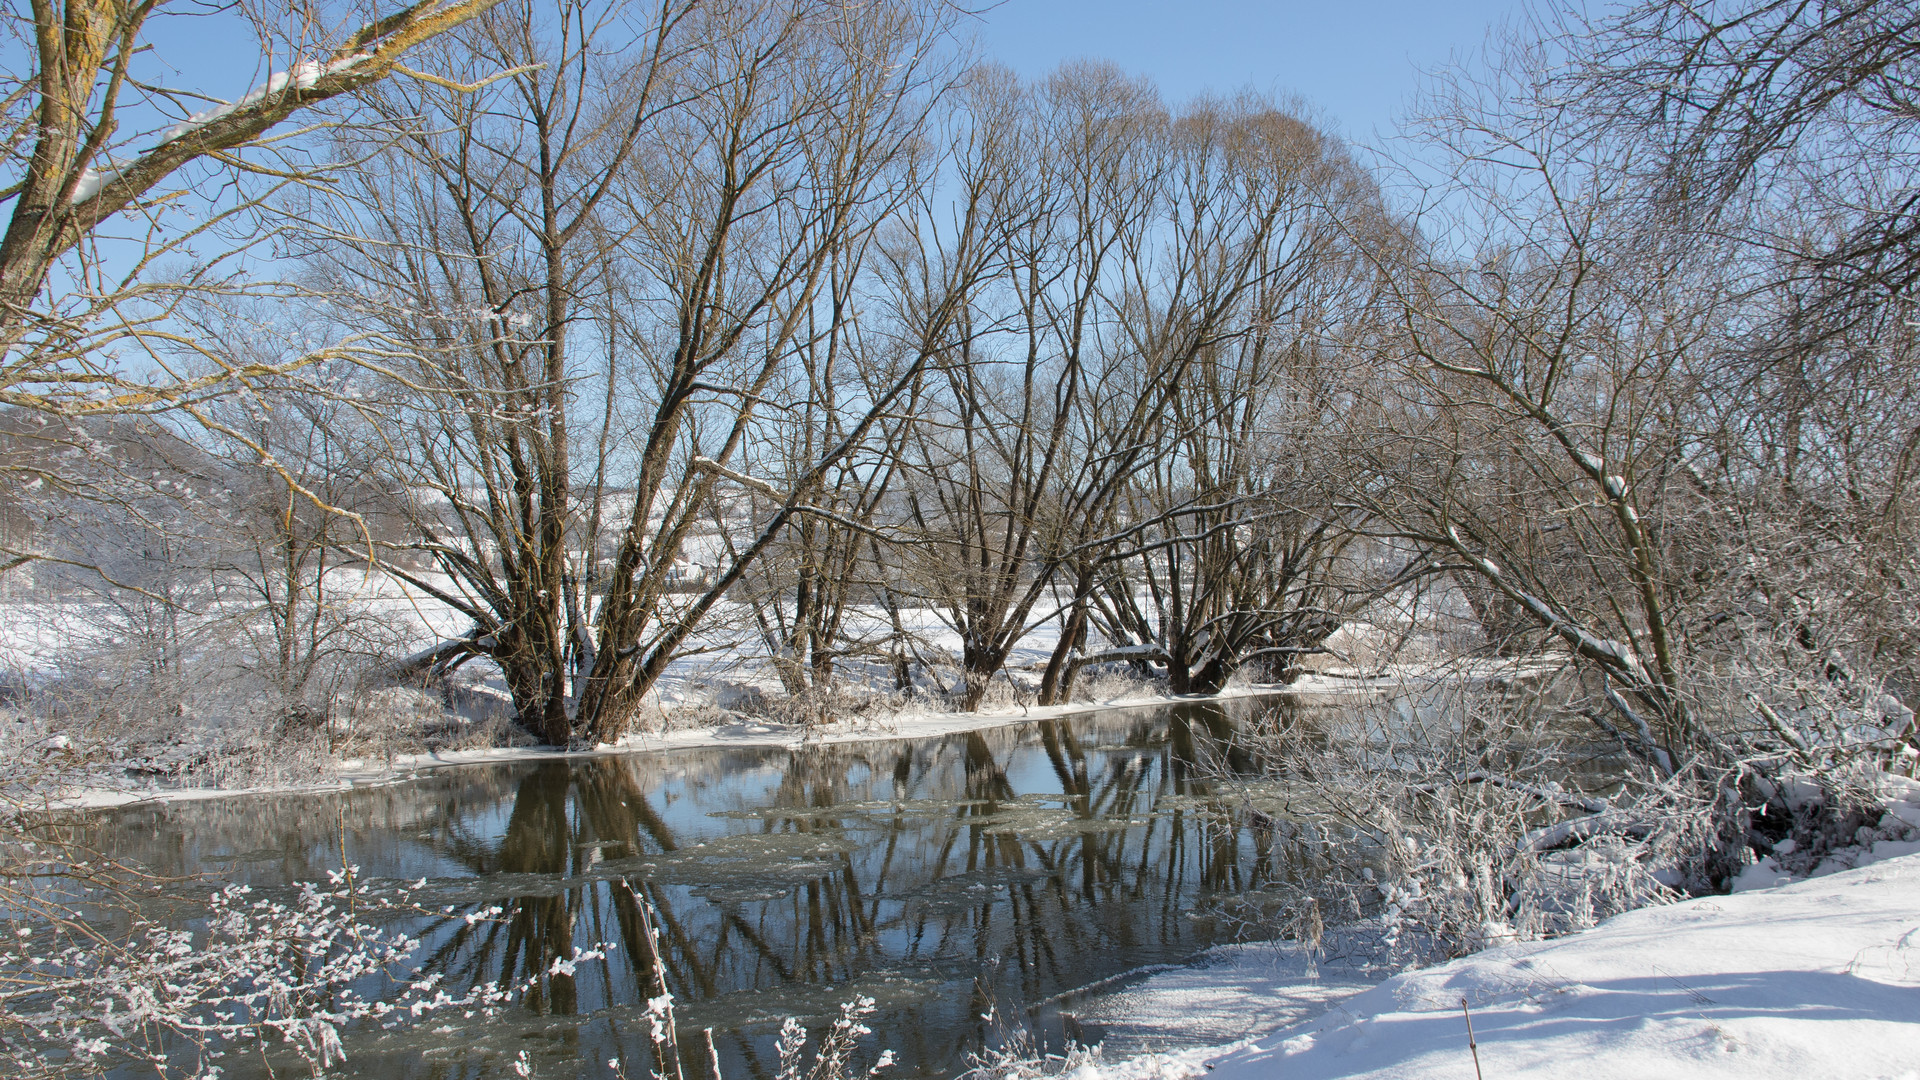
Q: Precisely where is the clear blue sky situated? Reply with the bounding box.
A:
[968,0,1522,141]
[132,2,1522,146]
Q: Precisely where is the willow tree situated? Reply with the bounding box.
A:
[315,0,987,744]
[1084,102,1388,697]
[898,72,1386,708]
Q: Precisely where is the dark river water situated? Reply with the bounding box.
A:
[86,696,1347,1079]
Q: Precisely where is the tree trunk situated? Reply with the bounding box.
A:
[1038,602,1088,706]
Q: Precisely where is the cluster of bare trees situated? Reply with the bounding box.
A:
[0,0,1913,777]
[1340,0,1920,785]
[265,18,1399,744]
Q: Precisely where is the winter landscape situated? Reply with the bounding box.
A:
[1,0,1917,1077]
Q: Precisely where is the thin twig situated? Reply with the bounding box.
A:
[1460,998,1485,1080]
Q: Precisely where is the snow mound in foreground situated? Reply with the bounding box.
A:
[1195,853,1920,1080]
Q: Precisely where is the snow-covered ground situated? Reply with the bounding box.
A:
[1061,942,1376,1060]
[1075,850,1920,1080]
[0,567,1412,808]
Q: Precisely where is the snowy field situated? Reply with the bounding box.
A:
[0,569,1407,807]
[0,568,1080,703]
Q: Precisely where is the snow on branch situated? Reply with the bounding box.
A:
[148,53,379,153]
[62,0,512,222]
[1443,526,1649,683]
[1411,770,1611,815]
[691,456,780,498]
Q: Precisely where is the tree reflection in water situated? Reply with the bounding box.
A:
[97,697,1350,1079]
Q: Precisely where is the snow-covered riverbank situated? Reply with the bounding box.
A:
[1083,852,1920,1080]
[49,677,1384,809]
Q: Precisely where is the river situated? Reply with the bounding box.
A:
[82,695,1360,1079]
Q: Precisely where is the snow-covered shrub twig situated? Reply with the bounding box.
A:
[1200,685,1693,969]
[610,885,894,1080]
[776,997,895,1080]
[607,987,895,1080]
[0,866,524,1078]
[954,1026,1103,1080]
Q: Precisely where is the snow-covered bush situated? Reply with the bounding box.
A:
[1205,685,1698,969]
[772,997,896,1080]
[0,866,525,1079]
[334,682,523,759]
[727,681,907,735]
[1207,669,1920,975]
[605,981,894,1080]
[1068,663,1159,705]
[955,1028,1104,1080]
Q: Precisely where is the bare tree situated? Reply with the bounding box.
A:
[1554,0,1920,711]
[895,63,1167,710]
[313,0,972,744]
[1564,0,1920,320]
[897,74,1367,709]
[205,380,407,711]
[703,68,1033,699]
[1339,39,1746,774]
[1083,102,1386,696]
[1344,10,1920,800]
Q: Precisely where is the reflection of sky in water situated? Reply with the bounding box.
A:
[90,698,1350,1080]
